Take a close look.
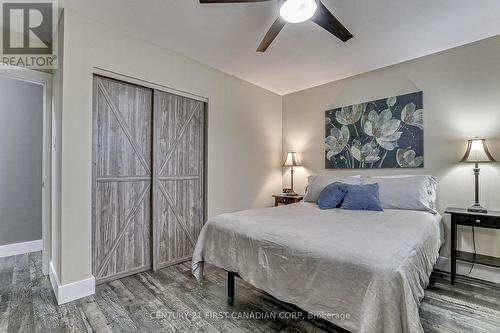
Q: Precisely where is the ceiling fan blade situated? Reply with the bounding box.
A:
[311,0,353,42]
[256,17,286,52]
[200,0,272,3]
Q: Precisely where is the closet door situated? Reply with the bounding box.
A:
[92,76,153,283]
[153,90,205,270]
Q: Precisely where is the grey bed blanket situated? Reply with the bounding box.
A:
[192,203,443,333]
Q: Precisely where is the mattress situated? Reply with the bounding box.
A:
[192,202,443,333]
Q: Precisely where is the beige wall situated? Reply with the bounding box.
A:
[283,35,500,259]
[55,9,282,285]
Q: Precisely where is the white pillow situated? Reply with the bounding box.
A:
[363,175,438,214]
[304,175,362,202]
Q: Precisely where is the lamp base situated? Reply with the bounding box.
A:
[468,204,487,214]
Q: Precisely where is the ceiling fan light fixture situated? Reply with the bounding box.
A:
[280,0,318,24]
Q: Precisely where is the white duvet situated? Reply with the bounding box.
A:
[192,203,443,333]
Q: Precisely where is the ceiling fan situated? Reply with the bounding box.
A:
[199,0,353,52]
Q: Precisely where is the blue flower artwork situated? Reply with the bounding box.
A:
[325,91,424,169]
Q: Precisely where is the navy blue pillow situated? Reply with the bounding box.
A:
[318,182,348,210]
[341,183,383,211]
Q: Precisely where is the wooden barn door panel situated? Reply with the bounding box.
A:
[92,76,153,283]
[153,90,205,270]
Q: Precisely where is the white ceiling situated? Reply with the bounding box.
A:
[61,0,500,95]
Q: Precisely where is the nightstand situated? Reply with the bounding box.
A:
[273,194,304,206]
[445,207,500,284]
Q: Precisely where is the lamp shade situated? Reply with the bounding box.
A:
[461,138,496,163]
[283,152,300,167]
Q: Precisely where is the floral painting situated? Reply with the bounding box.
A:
[325,91,424,169]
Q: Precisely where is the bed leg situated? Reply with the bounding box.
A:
[228,272,235,304]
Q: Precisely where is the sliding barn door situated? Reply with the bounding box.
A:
[152,91,205,270]
[92,76,153,283]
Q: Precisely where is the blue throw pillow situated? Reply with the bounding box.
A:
[318,182,348,210]
[341,183,383,211]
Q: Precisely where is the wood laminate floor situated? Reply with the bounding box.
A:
[1,252,499,333]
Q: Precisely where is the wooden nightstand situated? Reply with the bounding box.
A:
[273,194,304,206]
[445,207,500,284]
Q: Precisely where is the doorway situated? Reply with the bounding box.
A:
[0,67,52,275]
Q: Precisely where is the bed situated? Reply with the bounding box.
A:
[192,202,443,333]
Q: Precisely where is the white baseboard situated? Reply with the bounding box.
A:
[435,256,500,284]
[0,239,43,258]
[49,261,95,305]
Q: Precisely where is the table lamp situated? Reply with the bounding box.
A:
[461,138,496,213]
[283,152,300,194]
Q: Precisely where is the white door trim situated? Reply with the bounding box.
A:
[0,66,53,275]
